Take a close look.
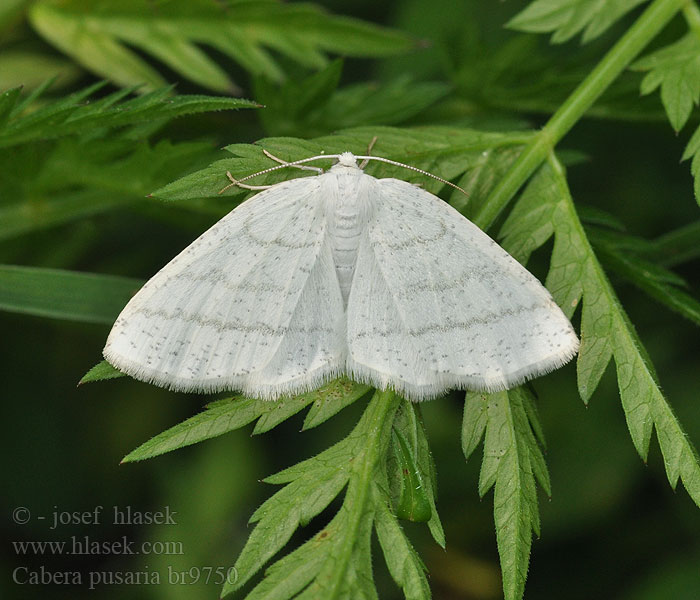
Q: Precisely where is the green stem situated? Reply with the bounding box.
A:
[682,0,700,38]
[324,389,400,598]
[475,0,688,230]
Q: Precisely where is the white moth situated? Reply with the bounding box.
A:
[104,151,579,401]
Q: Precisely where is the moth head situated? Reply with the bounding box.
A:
[334,152,359,169]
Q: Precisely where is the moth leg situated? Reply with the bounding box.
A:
[262,149,324,174]
[359,136,379,169]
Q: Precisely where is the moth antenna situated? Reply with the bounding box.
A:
[221,151,468,197]
[262,149,324,174]
[230,154,341,185]
[354,155,469,197]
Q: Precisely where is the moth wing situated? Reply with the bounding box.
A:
[104,175,345,398]
[346,178,578,400]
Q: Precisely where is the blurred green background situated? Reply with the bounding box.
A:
[1,1,699,599]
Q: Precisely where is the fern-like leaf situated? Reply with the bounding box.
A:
[220,391,436,599]
[121,378,369,462]
[499,154,700,506]
[507,0,647,44]
[0,82,257,147]
[632,33,700,132]
[254,60,449,138]
[682,123,700,205]
[152,126,533,201]
[462,387,549,600]
[28,0,414,94]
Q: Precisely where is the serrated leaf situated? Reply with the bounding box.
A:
[251,393,319,434]
[29,0,414,94]
[502,155,700,506]
[79,360,124,384]
[0,82,257,147]
[122,397,262,462]
[492,394,538,600]
[222,390,402,598]
[593,241,700,326]
[152,125,531,202]
[373,487,431,600]
[123,380,364,463]
[0,265,141,324]
[632,34,700,132]
[462,391,489,461]
[0,136,222,242]
[302,379,371,430]
[498,161,560,266]
[682,124,700,205]
[451,146,525,221]
[450,24,667,124]
[477,391,510,497]
[236,465,352,592]
[464,389,546,600]
[412,405,445,548]
[255,62,449,138]
[512,387,551,497]
[507,0,647,44]
[240,517,336,600]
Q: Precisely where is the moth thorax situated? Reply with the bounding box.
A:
[328,175,371,306]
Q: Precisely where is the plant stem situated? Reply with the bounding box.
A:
[475,0,688,230]
[323,388,400,598]
[682,0,700,38]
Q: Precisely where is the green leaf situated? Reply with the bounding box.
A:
[388,406,433,524]
[651,220,700,266]
[390,429,432,522]
[29,0,414,94]
[500,155,700,506]
[302,378,372,430]
[0,86,22,128]
[123,396,263,463]
[632,33,700,131]
[0,82,258,148]
[0,137,223,242]
[122,377,365,462]
[682,124,700,204]
[373,487,431,600]
[152,125,532,201]
[507,0,648,44]
[79,360,124,384]
[462,390,489,462]
[449,20,668,124]
[591,235,700,327]
[0,265,141,324]
[463,388,547,600]
[255,62,449,137]
[222,390,401,598]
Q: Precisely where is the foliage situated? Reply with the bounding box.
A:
[1,1,699,600]
[28,0,415,93]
